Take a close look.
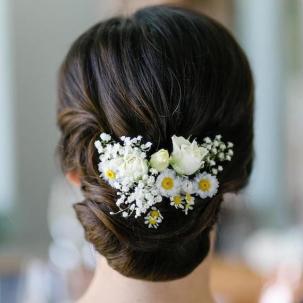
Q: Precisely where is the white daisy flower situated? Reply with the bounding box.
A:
[183,204,194,215]
[170,195,184,209]
[98,158,123,185]
[185,193,195,205]
[194,172,219,199]
[156,169,181,197]
[183,194,195,215]
[144,207,163,229]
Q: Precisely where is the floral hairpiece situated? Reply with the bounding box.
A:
[94,133,234,229]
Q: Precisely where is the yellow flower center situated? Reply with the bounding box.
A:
[161,177,174,190]
[105,169,116,180]
[173,195,182,205]
[198,179,211,192]
[148,217,157,225]
[150,210,160,218]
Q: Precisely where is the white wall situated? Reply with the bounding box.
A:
[235,0,289,226]
[5,0,116,256]
[0,0,16,213]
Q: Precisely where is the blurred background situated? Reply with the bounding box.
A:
[0,0,303,302]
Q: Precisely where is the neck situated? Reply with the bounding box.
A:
[79,232,216,303]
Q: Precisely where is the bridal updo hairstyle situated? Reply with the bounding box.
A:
[57,5,254,281]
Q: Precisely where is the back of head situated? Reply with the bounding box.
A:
[57,5,254,281]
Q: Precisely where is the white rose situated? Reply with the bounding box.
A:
[149,149,169,172]
[169,135,208,175]
[119,154,148,180]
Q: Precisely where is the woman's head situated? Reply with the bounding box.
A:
[57,5,254,281]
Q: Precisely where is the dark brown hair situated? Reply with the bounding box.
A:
[56,5,254,281]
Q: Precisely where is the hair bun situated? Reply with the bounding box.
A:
[57,5,254,281]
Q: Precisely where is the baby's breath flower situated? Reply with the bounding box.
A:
[145,142,152,148]
[228,149,234,156]
[94,140,103,153]
[100,133,111,142]
[219,143,226,150]
[212,168,218,175]
[205,144,212,150]
[218,152,225,160]
[204,137,211,143]
[209,160,216,166]
[150,168,158,175]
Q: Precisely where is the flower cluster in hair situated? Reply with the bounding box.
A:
[94,133,234,229]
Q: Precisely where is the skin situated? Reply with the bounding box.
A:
[67,171,216,303]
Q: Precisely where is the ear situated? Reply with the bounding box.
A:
[66,170,81,187]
